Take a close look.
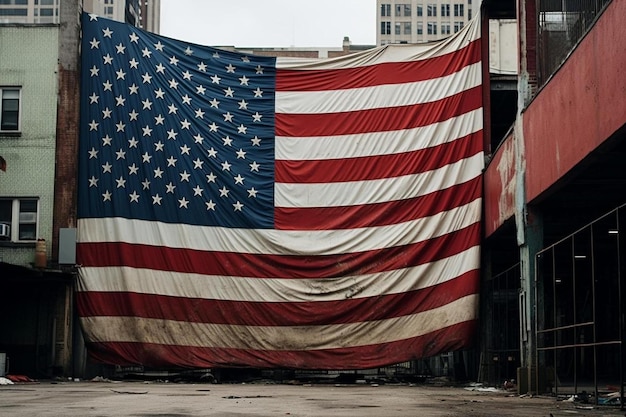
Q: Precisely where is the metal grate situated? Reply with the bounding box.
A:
[537,0,612,85]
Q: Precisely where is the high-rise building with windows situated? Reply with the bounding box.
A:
[377,0,473,45]
[0,0,160,33]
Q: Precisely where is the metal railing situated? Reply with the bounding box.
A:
[537,0,612,85]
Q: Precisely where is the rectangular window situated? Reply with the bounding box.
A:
[395,22,401,35]
[454,4,464,17]
[395,4,402,16]
[1,88,20,132]
[380,21,391,35]
[454,21,464,32]
[403,4,411,16]
[441,4,450,17]
[441,23,451,35]
[416,21,423,35]
[468,8,472,19]
[427,4,436,17]
[0,198,38,242]
[403,22,412,35]
[416,4,423,16]
[427,22,437,35]
[0,8,28,15]
[380,4,391,16]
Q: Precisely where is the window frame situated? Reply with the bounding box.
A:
[454,4,465,17]
[380,21,391,35]
[427,22,437,35]
[0,87,21,134]
[0,198,39,242]
[403,21,412,35]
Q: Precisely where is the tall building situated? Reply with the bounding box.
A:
[0,0,60,24]
[376,0,473,45]
[0,0,160,32]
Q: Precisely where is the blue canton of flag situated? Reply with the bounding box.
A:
[79,13,277,228]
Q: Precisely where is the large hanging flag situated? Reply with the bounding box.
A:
[77,12,483,369]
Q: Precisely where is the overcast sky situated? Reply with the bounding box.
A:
[160,0,377,48]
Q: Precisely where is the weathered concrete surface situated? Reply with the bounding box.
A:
[1,381,623,416]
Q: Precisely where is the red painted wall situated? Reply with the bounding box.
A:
[484,133,517,237]
[523,0,626,203]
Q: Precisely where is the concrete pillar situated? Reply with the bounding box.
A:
[517,207,543,393]
[514,0,541,393]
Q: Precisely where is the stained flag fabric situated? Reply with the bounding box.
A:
[76,12,483,369]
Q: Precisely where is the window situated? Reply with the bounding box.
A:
[454,4,464,17]
[441,23,451,35]
[0,198,38,241]
[395,4,412,17]
[403,22,412,35]
[0,8,28,16]
[441,4,450,17]
[395,22,401,35]
[416,21,423,35]
[427,4,436,16]
[468,8,472,19]
[380,21,391,35]
[427,22,437,35]
[1,88,20,132]
[380,4,391,17]
[454,21,464,32]
[416,4,423,16]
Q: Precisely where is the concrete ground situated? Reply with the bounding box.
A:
[0,380,624,417]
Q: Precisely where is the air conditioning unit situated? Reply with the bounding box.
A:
[0,223,10,240]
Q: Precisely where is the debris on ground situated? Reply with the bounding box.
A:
[0,377,14,385]
[5,374,37,383]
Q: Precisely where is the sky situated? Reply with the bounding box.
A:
[159,0,377,48]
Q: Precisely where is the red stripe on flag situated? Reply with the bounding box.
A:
[76,271,479,326]
[276,131,482,184]
[276,39,481,91]
[83,320,477,369]
[76,223,480,279]
[275,86,482,137]
[275,177,482,230]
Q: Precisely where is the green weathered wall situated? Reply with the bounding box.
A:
[0,25,59,266]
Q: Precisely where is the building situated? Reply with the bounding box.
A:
[376,0,473,45]
[0,0,160,32]
[481,0,626,400]
[0,22,76,377]
[215,36,375,59]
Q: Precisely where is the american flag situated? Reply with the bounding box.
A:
[77,12,483,369]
